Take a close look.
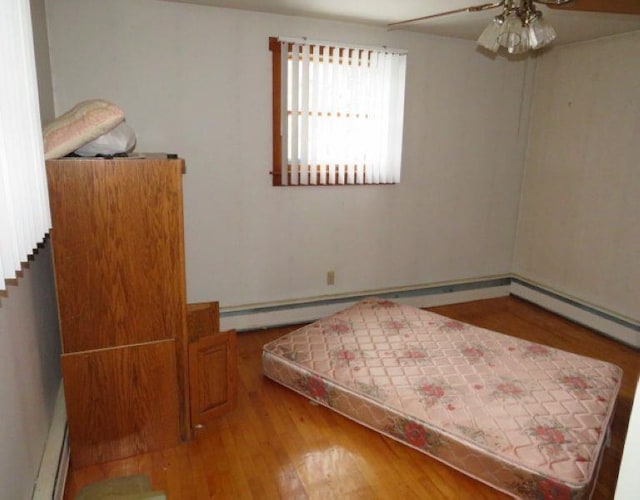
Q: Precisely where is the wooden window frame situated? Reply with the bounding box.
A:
[269,37,400,187]
[270,37,285,186]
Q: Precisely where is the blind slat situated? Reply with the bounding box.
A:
[279,42,289,186]
[299,45,310,185]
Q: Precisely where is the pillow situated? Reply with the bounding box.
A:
[43,99,125,159]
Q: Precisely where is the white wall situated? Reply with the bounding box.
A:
[513,32,640,323]
[30,0,55,125]
[45,0,531,308]
[0,245,61,499]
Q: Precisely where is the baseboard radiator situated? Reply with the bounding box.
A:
[220,276,639,348]
[33,384,69,500]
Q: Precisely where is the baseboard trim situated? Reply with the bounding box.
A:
[32,383,69,500]
[219,277,511,331]
[510,278,639,349]
[219,276,639,349]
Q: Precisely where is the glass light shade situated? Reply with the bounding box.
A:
[477,17,503,52]
[497,13,523,52]
[508,28,530,54]
[528,16,557,50]
[477,4,558,55]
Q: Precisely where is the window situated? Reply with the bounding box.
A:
[269,37,407,186]
[0,0,51,293]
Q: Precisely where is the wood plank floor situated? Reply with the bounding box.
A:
[64,296,639,499]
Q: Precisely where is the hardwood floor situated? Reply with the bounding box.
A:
[63,296,639,499]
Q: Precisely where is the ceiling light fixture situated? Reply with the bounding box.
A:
[478,0,563,54]
[388,0,577,56]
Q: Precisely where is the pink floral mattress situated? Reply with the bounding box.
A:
[262,298,622,499]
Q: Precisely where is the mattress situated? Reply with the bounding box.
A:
[262,298,622,499]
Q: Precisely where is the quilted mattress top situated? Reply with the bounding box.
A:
[263,298,622,487]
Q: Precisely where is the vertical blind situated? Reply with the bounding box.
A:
[277,38,407,185]
[0,0,51,292]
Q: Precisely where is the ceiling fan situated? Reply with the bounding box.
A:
[388,0,640,54]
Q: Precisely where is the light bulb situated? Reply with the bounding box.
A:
[497,12,523,52]
[509,28,530,54]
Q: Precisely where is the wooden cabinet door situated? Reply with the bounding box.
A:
[62,340,181,468]
[189,331,237,427]
[46,157,187,352]
[187,302,220,343]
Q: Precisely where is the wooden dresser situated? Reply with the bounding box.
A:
[46,155,191,468]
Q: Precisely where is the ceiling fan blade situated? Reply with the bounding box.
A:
[388,1,504,30]
[542,0,640,15]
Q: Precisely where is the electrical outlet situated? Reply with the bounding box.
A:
[326,270,335,285]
